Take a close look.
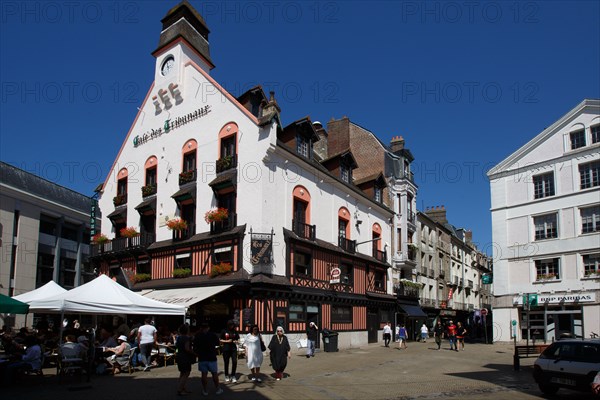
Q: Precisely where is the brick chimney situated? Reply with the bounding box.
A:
[464,230,473,244]
[260,91,281,118]
[425,205,447,224]
[390,135,405,153]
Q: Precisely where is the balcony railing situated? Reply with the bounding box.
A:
[394,282,420,298]
[113,193,127,207]
[141,183,157,197]
[210,212,237,235]
[172,223,195,241]
[292,219,316,241]
[407,246,417,261]
[373,248,387,263]
[179,169,197,186]
[91,232,155,256]
[439,270,445,279]
[215,155,237,174]
[429,268,435,277]
[338,236,356,254]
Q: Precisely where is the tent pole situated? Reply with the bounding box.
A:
[58,310,65,345]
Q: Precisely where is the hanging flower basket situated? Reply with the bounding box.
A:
[92,233,110,244]
[120,226,139,238]
[210,263,233,278]
[167,218,188,231]
[204,208,229,224]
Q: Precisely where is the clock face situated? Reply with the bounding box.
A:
[161,56,175,76]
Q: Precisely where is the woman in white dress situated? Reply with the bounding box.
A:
[243,324,264,382]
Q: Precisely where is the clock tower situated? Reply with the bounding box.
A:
[152,0,214,83]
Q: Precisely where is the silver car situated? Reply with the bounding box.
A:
[533,339,600,395]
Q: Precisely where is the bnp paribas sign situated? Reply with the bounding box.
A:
[538,293,595,305]
[132,105,212,147]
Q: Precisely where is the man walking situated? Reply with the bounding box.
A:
[383,322,392,347]
[456,322,467,351]
[447,320,458,351]
[137,318,157,371]
[433,321,444,350]
[397,324,408,349]
[194,322,223,396]
[306,322,319,358]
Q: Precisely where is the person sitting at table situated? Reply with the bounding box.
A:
[1,333,23,357]
[97,328,117,348]
[2,335,43,384]
[60,335,86,359]
[104,335,131,375]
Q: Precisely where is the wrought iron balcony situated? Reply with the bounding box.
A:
[407,210,416,224]
[292,219,316,241]
[91,232,155,257]
[215,155,237,173]
[172,223,195,241]
[338,236,356,254]
[372,248,387,263]
[179,169,197,186]
[394,281,420,298]
[210,212,237,235]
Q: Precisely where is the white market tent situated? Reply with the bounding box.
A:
[27,274,185,316]
[13,280,67,303]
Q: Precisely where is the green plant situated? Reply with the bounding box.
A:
[113,194,127,206]
[173,268,192,279]
[210,263,233,278]
[205,208,229,224]
[141,183,157,197]
[134,273,152,283]
[167,218,188,231]
[537,273,557,281]
[400,279,422,289]
[92,233,109,244]
[120,226,139,238]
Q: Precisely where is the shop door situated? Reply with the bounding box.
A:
[367,311,379,343]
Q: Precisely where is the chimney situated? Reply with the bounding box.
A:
[313,121,328,159]
[465,230,473,244]
[260,90,281,118]
[425,205,447,224]
[390,135,405,153]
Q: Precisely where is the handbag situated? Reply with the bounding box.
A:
[260,335,266,352]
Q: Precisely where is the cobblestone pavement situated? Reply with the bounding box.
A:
[3,341,596,400]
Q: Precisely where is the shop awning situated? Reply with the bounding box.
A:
[141,285,232,307]
[107,207,127,220]
[398,304,427,318]
[135,198,156,214]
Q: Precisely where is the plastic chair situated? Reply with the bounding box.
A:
[127,347,137,374]
[57,346,85,383]
[158,345,176,367]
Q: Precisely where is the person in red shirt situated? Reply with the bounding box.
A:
[446,321,458,351]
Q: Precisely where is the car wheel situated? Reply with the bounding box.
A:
[538,383,559,395]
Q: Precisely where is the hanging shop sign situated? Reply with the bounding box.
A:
[250,230,273,267]
[330,267,341,284]
[133,105,212,147]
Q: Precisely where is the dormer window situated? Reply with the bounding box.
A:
[296,134,311,158]
[374,186,382,203]
[340,164,351,183]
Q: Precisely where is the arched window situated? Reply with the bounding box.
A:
[217,123,238,173]
[372,223,382,252]
[292,186,312,240]
[180,139,197,185]
[143,156,158,197]
[338,207,350,239]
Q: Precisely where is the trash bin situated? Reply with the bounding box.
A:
[322,329,339,352]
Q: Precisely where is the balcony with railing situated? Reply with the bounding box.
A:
[407,246,417,261]
[179,169,197,186]
[141,183,157,197]
[394,281,420,299]
[215,155,238,174]
[172,223,195,241]
[372,248,387,263]
[91,232,155,257]
[338,236,356,254]
[210,212,237,235]
[407,210,416,225]
[292,219,316,241]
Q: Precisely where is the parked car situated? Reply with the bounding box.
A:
[533,339,600,395]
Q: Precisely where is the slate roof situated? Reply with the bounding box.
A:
[0,161,92,214]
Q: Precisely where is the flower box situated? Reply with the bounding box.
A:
[113,194,127,206]
[120,226,139,238]
[173,268,192,279]
[133,273,152,283]
[92,233,110,244]
[210,263,232,278]
[205,208,229,224]
[141,184,157,197]
[166,218,188,231]
[537,273,557,281]
[179,170,196,185]
[584,271,600,278]
[399,279,423,289]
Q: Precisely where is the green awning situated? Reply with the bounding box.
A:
[0,293,30,314]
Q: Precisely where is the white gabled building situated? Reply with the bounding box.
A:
[91,1,412,348]
[488,99,600,342]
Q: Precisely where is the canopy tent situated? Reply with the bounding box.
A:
[0,293,30,314]
[13,280,67,304]
[28,274,185,316]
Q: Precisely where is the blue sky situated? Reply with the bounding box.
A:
[1,1,599,252]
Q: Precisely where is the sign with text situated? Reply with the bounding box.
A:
[330,267,341,284]
[251,232,273,266]
[513,292,595,305]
